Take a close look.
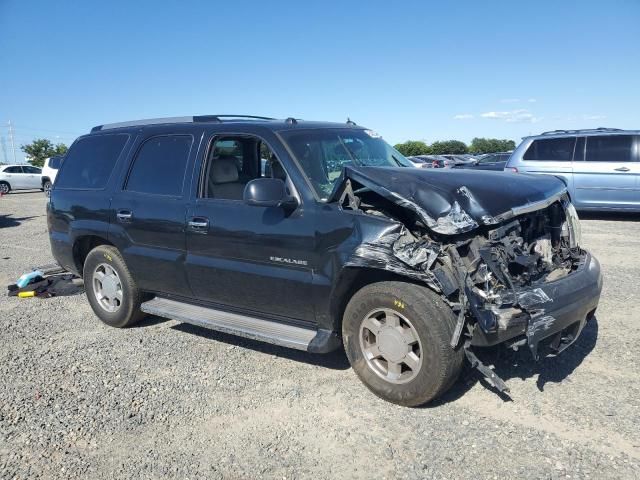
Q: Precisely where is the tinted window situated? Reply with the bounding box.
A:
[24,166,41,173]
[523,137,576,161]
[56,134,129,189]
[49,156,64,169]
[479,154,499,163]
[585,135,633,162]
[126,135,192,196]
[573,137,585,161]
[4,166,23,173]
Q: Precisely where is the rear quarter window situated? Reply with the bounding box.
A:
[55,134,129,189]
[49,156,64,169]
[125,135,193,196]
[523,137,576,161]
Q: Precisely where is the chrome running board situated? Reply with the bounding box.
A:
[140,297,316,351]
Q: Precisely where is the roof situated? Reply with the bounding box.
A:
[90,115,362,133]
[525,128,640,140]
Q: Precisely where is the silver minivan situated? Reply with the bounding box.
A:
[505,128,640,211]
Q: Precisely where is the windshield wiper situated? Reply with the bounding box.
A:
[391,155,405,167]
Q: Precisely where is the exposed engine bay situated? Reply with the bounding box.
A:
[336,170,589,391]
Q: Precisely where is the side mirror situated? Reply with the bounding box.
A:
[243,178,298,210]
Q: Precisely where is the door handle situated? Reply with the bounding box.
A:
[614,167,630,172]
[116,210,133,222]
[187,217,209,233]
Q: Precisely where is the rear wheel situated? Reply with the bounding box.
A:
[342,281,463,406]
[43,180,52,196]
[0,182,10,195]
[83,245,145,328]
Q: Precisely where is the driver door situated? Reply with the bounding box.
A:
[184,133,316,324]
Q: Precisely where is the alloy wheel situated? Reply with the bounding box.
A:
[92,263,123,313]
[359,308,423,384]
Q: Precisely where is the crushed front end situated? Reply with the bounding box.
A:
[451,198,602,360]
[335,168,603,367]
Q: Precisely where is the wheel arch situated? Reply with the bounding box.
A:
[329,266,437,334]
[72,235,115,274]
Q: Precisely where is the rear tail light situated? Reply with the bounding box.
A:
[505,167,518,173]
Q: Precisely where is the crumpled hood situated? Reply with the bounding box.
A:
[331,166,568,235]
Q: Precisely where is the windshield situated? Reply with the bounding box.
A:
[280,128,412,200]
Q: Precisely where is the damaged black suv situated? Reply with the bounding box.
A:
[48,115,602,406]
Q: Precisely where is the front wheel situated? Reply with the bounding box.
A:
[43,180,52,196]
[83,245,145,328]
[342,281,463,406]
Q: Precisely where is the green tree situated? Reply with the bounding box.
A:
[429,140,468,155]
[393,140,431,157]
[20,139,68,167]
[469,137,516,154]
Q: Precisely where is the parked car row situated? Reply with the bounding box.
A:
[0,155,64,195]
[407,154,480,169]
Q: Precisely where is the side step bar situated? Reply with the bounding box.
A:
[140,297,317,351]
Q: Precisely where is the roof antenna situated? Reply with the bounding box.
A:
[285,117,298,125]
[346,117,357,126]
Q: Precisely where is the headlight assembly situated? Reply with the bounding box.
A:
[564,202,582,248]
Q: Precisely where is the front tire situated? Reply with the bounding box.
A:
[342,281,463,406]
[83,245,145,328]
[43,180,52,196]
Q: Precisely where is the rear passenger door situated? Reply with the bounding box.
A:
[23,166,42,189]
[572,135,638,209]
[109,133,197,297]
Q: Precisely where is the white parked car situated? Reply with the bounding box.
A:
[0,164,43,194]
[41,155,65,196]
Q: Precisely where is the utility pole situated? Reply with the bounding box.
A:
[8,121,17,163]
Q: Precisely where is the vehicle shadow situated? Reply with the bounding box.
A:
[429,316,599,406]
[579,211,640,222]
[0,214,39,229]
[136,313,599,394]
[169,322,351,370]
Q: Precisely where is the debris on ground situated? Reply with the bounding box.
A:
[7,265,84,298]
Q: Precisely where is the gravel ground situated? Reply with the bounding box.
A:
[1,191,639,479]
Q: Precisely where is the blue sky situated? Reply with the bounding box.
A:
[1,0,639,162]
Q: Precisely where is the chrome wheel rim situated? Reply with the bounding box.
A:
[0,184,9,194]
[44,182,52,196]
[93,263,123,313]
[359,308,423,384]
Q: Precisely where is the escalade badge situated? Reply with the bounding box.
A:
[270,256,308,266]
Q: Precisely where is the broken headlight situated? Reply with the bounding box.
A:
[564,202,582,248]
[433,201,479,235]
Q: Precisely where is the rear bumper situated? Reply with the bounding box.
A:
[471,251,602,358]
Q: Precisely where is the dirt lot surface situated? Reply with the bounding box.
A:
[1,191,639,479]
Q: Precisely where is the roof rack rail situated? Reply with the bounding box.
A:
[540,127,623,136]
[285,117,298,125]
[91,114,277,132]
